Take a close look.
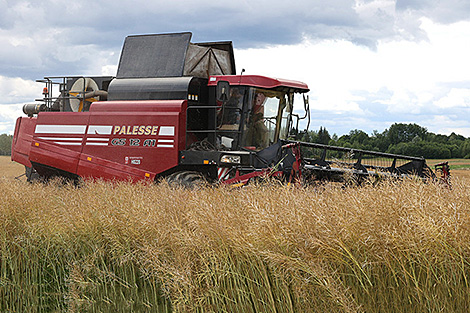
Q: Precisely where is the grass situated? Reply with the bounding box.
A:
[1,156,470,312]
[0,172,469,312]
[0,156,25,180]
[428,158,470,170]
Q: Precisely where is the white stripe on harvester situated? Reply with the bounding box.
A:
[35,125,86,134]
[87,125,113,135]
[53,142,82,146]
[86,138,110,142]
[37,137,82,141]
[218,168,229,181]
[158,126,175,136]
[85,142,109,146]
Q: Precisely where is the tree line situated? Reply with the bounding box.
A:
[297,123,470,159]
[0,134,12,156]
[1,123,469,159]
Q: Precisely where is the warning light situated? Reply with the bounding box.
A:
[42,87,48,95]
[145,173,150,178]
[87,157,92,161]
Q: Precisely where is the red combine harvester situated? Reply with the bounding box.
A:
[11,32,437,186]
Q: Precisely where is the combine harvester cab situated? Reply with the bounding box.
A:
[11,32,440,186]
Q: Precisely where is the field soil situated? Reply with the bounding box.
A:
[427,158,470,180]
[0,156,25,180]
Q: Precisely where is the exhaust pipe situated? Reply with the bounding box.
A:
[23,103,46,117]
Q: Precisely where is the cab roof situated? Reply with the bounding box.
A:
[208,75,309,93]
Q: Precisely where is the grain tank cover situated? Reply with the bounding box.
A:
[116,32,235,79]
[184,41,235,78]
[117,32,192,78]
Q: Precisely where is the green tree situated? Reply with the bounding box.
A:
[386,123,427,145]
[387,141,452,159]
[299,123,468,159]
[317,127,331,145]
[462,139,470,159]
[349,129,368,145]
[0,134,12,155]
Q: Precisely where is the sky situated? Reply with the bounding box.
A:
[0,0,469,137]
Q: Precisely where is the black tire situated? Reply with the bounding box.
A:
[166,171,208,189]
[25,166,45,183]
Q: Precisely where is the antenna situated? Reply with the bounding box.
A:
[238,68,245,84]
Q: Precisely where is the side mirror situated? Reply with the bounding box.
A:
[290,114,300,139]
[301,94,310,131]
[216,81,230,102]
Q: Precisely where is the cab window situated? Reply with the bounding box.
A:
[241,88,292,150]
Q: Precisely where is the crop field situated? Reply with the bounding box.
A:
[1,156,470,312]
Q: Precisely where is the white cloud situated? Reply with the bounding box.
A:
[0,75,40,133]
[421,115,470,137]
[434,88,470,109]
[236,17,470,136]
[0,0,470,137]
[0,104,23,134]
[0,76,41,104]
[101,64,118,76]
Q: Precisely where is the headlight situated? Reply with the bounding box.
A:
[220,155,241,164]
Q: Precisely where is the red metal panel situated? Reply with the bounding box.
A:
[77,100,186,181]
[11,100,186,181]
[11,117,37,168]
[30,140,82,174]
[29,112,91,174]
[77,153,155,182]
[207,75,309,91]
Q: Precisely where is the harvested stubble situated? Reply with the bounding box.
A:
[0,176,469,312]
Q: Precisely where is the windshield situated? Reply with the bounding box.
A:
[241,88,293,150]
[215,86,294,151]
